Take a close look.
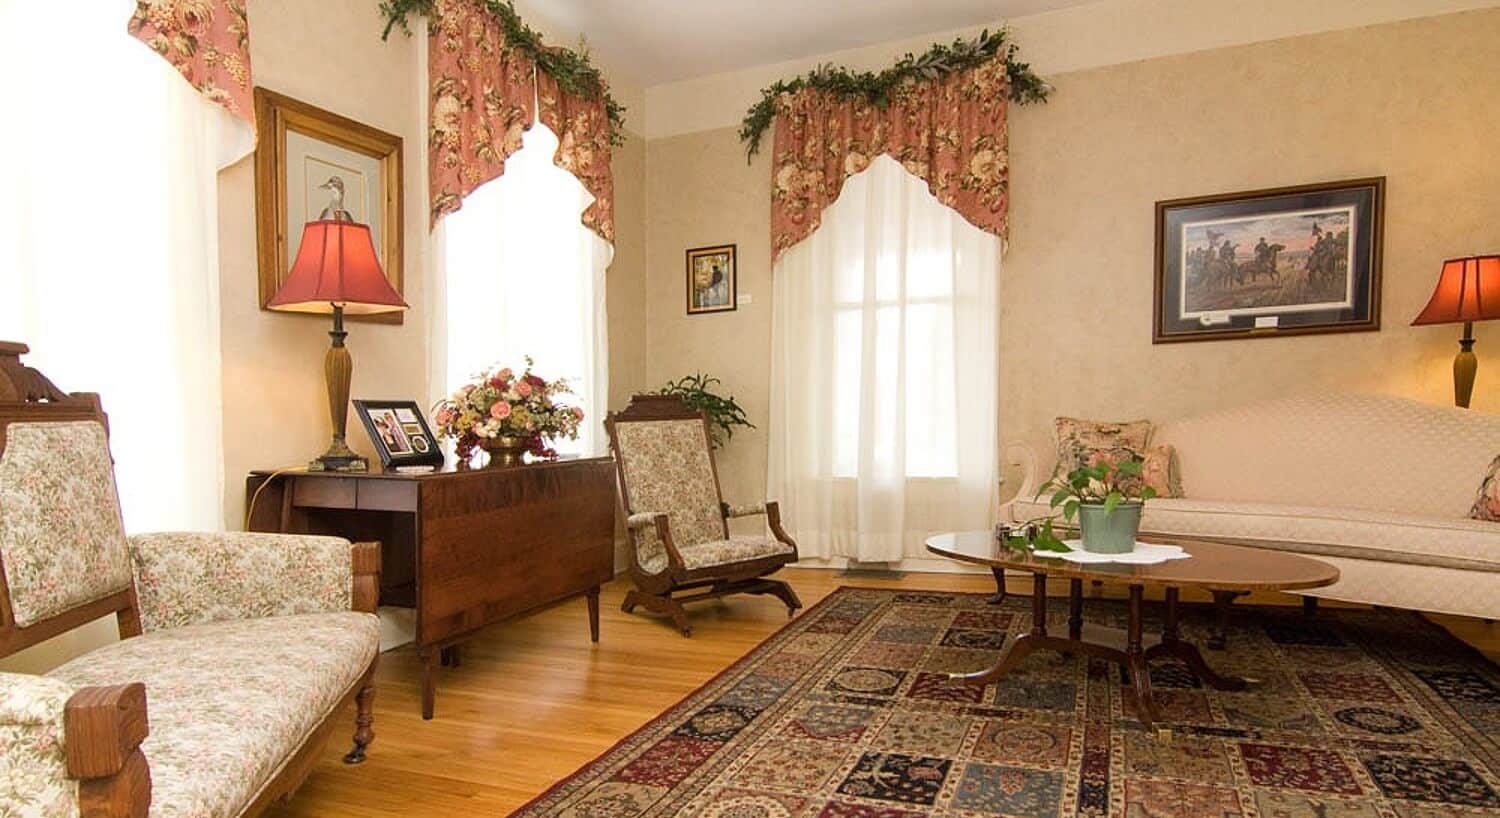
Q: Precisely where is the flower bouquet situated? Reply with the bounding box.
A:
[432,357,584,466]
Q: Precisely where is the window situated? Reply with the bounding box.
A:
[438,121,610,456]
[769,155,999,561]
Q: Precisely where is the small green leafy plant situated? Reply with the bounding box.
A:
[1000,457,1156,553]
[654,374,754,449]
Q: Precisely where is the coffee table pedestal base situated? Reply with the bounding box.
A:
[950,577,1248,735]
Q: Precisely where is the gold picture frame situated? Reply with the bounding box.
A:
[254,87,404,324]
[686,244,737,315]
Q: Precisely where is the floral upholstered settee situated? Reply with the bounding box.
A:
[0,343,380,818]
[1004,394,1500,620]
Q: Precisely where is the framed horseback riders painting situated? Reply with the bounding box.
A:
[1154,177,1383,343]
[253,87,405,324]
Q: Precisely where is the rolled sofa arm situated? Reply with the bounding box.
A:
[998,441,1043,522]
[0,674,149,818]
[128,532,379,631]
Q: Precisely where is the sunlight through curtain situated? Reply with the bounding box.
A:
[769,156,999,562]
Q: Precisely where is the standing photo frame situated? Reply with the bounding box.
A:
[1154,178,1383,343]
[353,399,444,468]
[254,87,404,324]
[686,244,737,315]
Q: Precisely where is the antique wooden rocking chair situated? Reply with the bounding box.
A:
[605,395,801,636]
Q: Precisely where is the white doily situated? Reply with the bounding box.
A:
[1032,540,1192,565]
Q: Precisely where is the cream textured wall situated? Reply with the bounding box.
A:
[643,0,1500,139]
[642,9,1500,514]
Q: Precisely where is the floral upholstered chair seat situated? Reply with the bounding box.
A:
[635,530,795,575]
[47,612,378,818]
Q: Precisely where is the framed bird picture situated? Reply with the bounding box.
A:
[686,244,737,315]
[253,87,404,324]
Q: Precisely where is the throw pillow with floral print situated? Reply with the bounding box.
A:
[1054,417,1153,476]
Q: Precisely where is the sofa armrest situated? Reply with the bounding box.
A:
[998,441,1051,522]
[0,674,150,818]
[128,532,379,631]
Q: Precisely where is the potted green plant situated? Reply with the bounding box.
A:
[1035,457,1158,554]
[653,373,754,449]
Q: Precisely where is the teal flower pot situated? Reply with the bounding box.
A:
[1077,501,1142,554]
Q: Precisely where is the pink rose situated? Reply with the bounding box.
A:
[496,368,513,382]
[515,381,533,398]
[435,407,456,426]
[571,406,585,420]
[490,401,511,420]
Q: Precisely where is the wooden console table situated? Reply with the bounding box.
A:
[246,458,615,719]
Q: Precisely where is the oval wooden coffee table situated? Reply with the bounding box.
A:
[926,531,1339,734]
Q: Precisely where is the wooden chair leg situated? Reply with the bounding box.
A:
[622,589,693,637]
[343,667,376,764]
[756,579,802,617]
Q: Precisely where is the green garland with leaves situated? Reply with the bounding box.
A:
[739,28,1049,159]
[380,0,626,144]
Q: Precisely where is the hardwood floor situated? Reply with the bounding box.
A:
[267,567,1500,818]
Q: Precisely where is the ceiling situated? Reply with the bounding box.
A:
[532,0,1102,86]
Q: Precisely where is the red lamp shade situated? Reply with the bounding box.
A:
[267,220,408,315]
[1411,255,1500,326]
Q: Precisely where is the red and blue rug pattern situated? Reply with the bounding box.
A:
[510,587,1500,817]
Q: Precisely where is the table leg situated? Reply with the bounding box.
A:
[1068,579,1083,641]
[1150,588,1249,693]
[1124,585,1161,729]
[987,566,1007,605]
[949,572,1051,686]
[1208,590,1246,650]
[420,648,436,721]
[587,585,601,643]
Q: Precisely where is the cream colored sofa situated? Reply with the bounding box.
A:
[1004,394,1500,620]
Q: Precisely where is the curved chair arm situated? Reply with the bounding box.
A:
[625,512,686,575]
[762,501,799,560]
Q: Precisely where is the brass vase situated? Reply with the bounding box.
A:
[479,435,531,467]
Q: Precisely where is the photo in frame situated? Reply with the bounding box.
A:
[254,87,404,324]
[353,400,443,468]
[1154,178,1383,342]
[686,244,737,315]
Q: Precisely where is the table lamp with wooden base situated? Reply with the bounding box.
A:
[1412,255,1498,408]
[267,219,408,471]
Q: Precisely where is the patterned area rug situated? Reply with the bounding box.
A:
[511,587,1500,817]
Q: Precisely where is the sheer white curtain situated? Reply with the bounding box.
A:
[0,0,249,532]
[435,122,611,456]
[768,155,1000,562]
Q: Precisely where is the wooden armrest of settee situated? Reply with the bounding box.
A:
[66,683,151,818]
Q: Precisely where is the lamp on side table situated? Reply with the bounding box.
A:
[267,219,408,471]
[1412,255,1499,408]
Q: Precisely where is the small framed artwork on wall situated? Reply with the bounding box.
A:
[1154,177,1384,343]
[686,244,737,315]
[353,400,444,468]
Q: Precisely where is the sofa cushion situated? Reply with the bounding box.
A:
[641,535,795,575]
[1010,497,1500,571]
[1473,454,1500,522]
[47,612,378,818]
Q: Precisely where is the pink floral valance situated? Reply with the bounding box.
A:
[426,0,616,245]
[128,0,253,122]
[770,58,1011,259]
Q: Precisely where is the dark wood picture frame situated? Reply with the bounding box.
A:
[254,87,404,325]
[1153,177,1384,343]
[353,399,443,468]
[686,244,737,315]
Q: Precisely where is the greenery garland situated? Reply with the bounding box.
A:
[738,28,1050,159]
[380,0,626,144]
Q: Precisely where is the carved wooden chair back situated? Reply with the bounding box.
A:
[604,395,730,549]
[0,342,142,658]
